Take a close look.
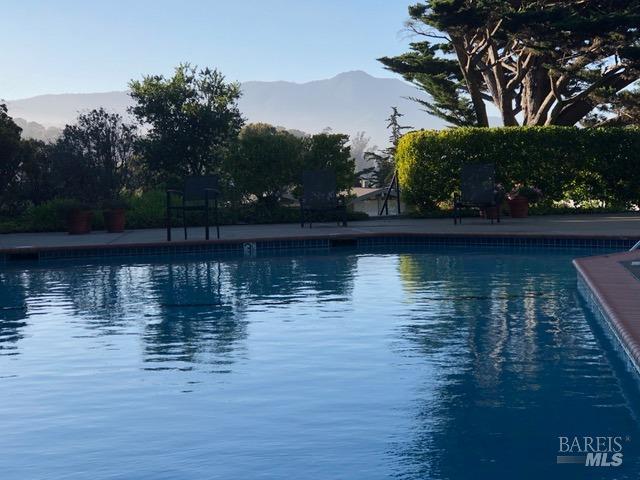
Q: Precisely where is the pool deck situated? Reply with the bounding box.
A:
[1,213,639,252]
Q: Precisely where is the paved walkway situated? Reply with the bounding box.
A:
[1,213,639,250]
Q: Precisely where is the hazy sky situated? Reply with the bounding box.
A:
[1,0,413,100]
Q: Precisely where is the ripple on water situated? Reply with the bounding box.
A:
[0,249,639,480]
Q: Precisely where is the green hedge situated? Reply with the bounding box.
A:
[396,126,640,211]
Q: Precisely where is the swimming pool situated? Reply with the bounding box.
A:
[1,248,639,479]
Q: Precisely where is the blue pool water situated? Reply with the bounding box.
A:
[1,248,640,479]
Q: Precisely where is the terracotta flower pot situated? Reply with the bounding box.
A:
[508,196,529,218]
[103,209,126,233]
[67,210,93,235]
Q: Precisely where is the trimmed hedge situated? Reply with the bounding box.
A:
[396,126,640,211]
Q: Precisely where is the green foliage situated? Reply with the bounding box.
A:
[51,108,139,205]
[17,139,56,206]
[0,104,23,212]
[396,126,640,211]
[0,199,87,233]
[226,124,304,204]
[2,64,365,231]
[122,190,167,229]
[380,42,477,126]
[380,1,640,127]
[0,191,369,233]
[129,63,244,179]
[303,133,354,192]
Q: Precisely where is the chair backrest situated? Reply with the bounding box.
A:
[184,175,219,202]
[302,170,337,209]
[460,164,496,204]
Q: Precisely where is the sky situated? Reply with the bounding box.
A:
[1,0,414,100]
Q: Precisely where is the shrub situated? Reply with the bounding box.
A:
[225,124,304,204]
[50,108,139,206]
[396,126,640,211]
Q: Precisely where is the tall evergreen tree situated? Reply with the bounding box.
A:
[379,1,640,127]
[365,107,412,187]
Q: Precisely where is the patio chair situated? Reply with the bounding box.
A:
[300,170,347,228]
[166,175,220,241]
[453,164,501,225]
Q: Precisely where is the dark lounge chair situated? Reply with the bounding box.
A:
[453,164,501,225]
[300,170,347,228]
[166,175,220,241]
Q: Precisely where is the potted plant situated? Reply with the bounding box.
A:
[102,197,129,233]
[508,184,543,218]
[58,200,94,235]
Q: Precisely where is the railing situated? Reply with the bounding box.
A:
[630,240,640,251]
[378,170,401,216]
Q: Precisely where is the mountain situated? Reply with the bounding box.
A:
[5,71,447,146]
[6,91,133,130]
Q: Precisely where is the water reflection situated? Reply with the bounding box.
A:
[0,272,28,356]
[0,252,356,369]
[2,250,639,479]
[144,261,247,369]
[394,251,640,479]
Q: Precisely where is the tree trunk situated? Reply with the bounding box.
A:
[522,59,553,126]
[451,37,490,127]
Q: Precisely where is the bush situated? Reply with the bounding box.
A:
[396,126,640,211]
[225,124,304,204]
[0,191,369,233]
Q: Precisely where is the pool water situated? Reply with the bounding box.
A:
[1,248,639,479]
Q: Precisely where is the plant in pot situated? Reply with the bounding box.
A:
[102,197,130,233]
[58,199,94,235]
[507,184,543,218]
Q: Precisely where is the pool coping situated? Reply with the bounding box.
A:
[574,250,640,375]
[0,231,637,262]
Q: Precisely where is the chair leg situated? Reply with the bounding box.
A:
[183,205,187,240]
[215,198,220,239]
[166,192,172,242]
[205,197,210,241]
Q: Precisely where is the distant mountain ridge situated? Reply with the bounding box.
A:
[5,71,447,146]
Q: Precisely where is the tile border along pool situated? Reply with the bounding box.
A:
[574,250,640,376]
[0,232,636,262]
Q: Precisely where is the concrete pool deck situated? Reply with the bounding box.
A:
[1,213,639,251]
